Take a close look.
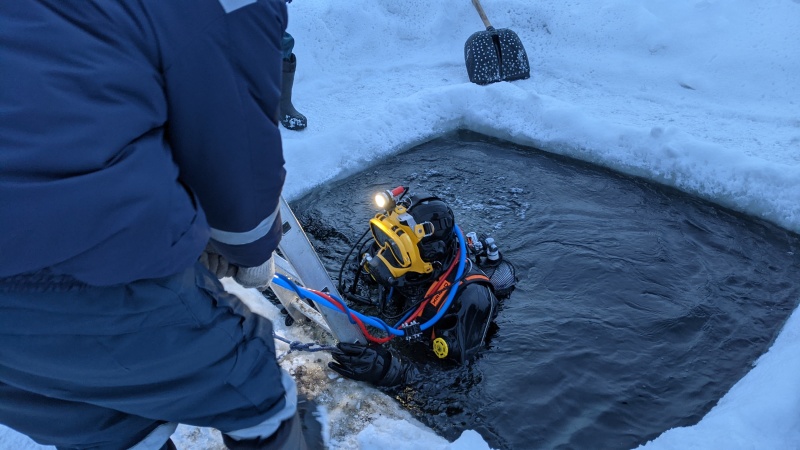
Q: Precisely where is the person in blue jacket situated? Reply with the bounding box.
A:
[0,1,318,449]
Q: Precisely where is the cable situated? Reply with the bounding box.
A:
[337,227,371,301]
[270,226,468,341]
[419,226,466,331]
[273,274,402,337]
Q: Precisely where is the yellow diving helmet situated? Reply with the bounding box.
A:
[364,189,455,286]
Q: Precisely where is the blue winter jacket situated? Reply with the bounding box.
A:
[0,0,288,285]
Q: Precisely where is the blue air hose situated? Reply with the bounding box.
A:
[270,226,467,337]
[418,225,467,331]
[273,273,402,336]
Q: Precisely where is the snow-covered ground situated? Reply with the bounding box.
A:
[2,0,798,448]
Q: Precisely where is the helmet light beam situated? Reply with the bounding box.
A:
[374,185,407,211]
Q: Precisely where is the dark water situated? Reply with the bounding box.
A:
[291,130,800,450]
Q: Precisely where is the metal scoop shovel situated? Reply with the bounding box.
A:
[464,0,531,85]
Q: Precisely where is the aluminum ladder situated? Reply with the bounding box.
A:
[269,196,365,344]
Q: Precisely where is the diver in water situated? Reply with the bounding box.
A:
[328,186,517,387]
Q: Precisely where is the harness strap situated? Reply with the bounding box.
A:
[460,273,492,287]
[419,272,494,324]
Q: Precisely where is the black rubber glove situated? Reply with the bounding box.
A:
[328,342,408,387]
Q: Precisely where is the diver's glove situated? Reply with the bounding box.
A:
[328,342,412,387]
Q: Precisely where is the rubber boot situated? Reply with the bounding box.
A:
[280,54,307,131]
[221,396,325,450]
[297,395,325,450]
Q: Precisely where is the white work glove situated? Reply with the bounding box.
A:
[199,245,238,279]
[234,256,276,291]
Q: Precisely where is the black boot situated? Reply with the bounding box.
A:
[297,395,325,450]
[221,396,325,450]
[280,53,307,131]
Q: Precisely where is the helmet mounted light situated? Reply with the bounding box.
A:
[374,186,407,211]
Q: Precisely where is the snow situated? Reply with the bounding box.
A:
[2,0,798,449]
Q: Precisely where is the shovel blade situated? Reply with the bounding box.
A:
[464,28,530,85]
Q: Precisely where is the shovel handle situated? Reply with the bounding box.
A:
[471,0,494,29]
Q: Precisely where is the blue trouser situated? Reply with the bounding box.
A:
[282,31,294,60]
[0,263,291,450]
